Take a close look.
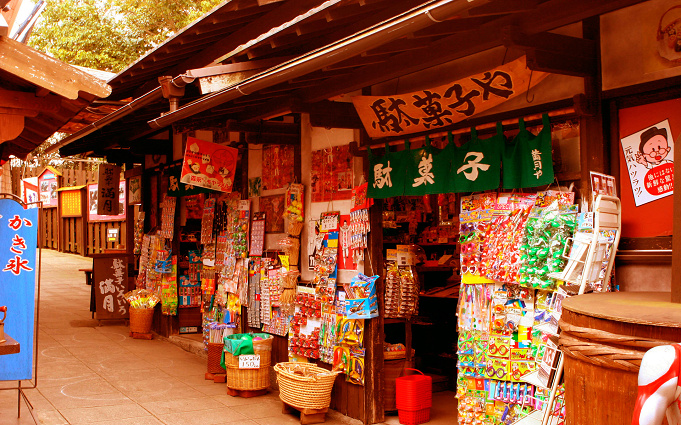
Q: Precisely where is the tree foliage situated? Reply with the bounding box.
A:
[28,0,223,72]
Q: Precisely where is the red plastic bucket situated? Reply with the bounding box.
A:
[398,407,431,425]
[396,368,432,412]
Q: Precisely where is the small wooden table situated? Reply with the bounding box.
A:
[0,335,19,355]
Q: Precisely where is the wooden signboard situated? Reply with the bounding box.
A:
[93,256,129,320]
[97,164,121,215]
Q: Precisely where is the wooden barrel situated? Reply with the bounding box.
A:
[559,292,681,425]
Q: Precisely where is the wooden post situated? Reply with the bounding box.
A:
[579,17,606,201]
[363,135,385,424]
[673,119,681,303]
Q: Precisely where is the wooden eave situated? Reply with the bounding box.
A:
[59,0,649,158]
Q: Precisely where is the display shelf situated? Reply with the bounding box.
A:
[0,335,19,355]
[519,370,550,391]
[416,265,456,272]
[534,323,559,337]
[511,409,563,425]
[417,242,458,246]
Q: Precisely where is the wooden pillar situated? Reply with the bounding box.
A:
[673,122,681,303]
[363,133,385,424]
[579,17,606,201]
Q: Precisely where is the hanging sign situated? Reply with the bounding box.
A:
[620,119,675,206]
[97,164,121,215]
[404,137,451,196]
[352,56,547,138]
[367,143,409,199]
[128,175,142,205]
[180,137,238,193]
[450,125,503,193]
[0,199,38,380]
[502,114,554,189]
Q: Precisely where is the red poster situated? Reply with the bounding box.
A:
[262,145,294,190]
[618,99,680,237]
[310,145,353,202]
[181,137,238,193]
[338,214,355,270]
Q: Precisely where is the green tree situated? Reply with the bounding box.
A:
[28,0,222,72]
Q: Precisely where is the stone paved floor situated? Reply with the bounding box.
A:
[0,250,370,425]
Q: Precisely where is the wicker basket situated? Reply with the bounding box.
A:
[225,336,273,391]
[274,362,341,410]
[129,307,154,333]
[288,220,304,237]
[207,342,226,374]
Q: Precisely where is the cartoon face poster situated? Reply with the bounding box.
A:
[180,137,238,193]
[620,119,675,206]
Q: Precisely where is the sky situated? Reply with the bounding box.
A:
[10,0,37,39]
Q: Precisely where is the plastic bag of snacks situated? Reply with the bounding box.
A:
[517,202,576,289]
[123,289,160,309]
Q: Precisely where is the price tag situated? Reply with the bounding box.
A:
[239,354,260,369]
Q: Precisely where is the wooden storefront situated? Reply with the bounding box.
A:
[42,0,681,423]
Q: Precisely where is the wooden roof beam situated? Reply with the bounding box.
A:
[363,38,433,56]
[467,0,539,16]
[502,26,597,77]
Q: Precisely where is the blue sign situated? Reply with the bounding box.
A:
[0,199,38,380]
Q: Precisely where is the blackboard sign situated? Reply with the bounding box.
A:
[93,257,129,320]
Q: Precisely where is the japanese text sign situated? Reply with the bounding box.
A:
[352,56,547,138]
[0,199,38,380]
[97,164,121,215]
[181,137,238,193]
[620,119,674,206]
[238,354,261,369]
[93,257,129,320]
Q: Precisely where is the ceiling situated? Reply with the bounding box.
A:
[56,0,647,159]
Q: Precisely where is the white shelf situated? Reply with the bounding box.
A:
[519,370,550,391]
[511,409,563,425]
[534,323,559,337]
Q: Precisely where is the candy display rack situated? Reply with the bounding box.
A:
[513,195,620,425]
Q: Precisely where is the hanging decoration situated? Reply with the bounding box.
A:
[368,115,555,198]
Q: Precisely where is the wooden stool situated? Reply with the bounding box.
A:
[226,387,267,398]
[282,402,328,424]
[129,331,153,340]
[205,372,226,383]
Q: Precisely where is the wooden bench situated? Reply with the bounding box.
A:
[78,268,93,286]
[79,268,95,318]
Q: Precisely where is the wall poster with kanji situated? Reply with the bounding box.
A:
[0,198,38,380]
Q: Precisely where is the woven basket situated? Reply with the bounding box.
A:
[207,342,226,374]
[129,307,154,333]
[225,336,273,391]
[288,220,304,237]
[274,362,341,410]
